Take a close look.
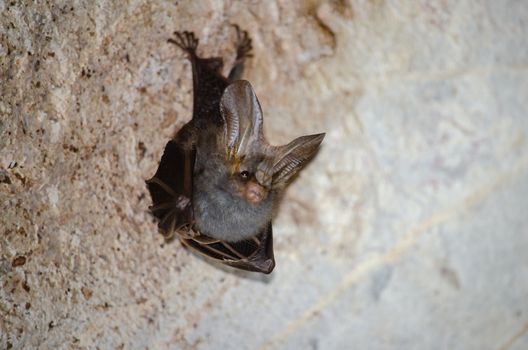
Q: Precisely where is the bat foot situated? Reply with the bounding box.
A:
[168,31,199,55]
[232,24,253,62]
[228,25,253,81]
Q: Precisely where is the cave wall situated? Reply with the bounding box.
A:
[1,1,528,349]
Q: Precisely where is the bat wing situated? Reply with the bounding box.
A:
[181,223,275,274]
[147,128,276,274]
[146,129,195,241]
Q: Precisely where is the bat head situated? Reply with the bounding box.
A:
[220,80,325,205]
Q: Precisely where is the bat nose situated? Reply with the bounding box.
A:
[245,181,267,204]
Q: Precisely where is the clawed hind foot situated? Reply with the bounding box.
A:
[168,31,199,54]
[233,24,253,62]
[228,25,253,81]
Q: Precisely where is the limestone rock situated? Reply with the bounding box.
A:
[1,1,527,349]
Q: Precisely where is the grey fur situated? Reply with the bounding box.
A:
[192,145,275,242]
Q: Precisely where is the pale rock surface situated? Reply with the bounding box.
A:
[1,1,527,349]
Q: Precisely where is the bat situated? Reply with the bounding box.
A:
[147,27,324,274]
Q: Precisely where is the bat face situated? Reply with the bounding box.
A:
[147,28,324,274]
[225,153,271,204]
[233,170,269,205]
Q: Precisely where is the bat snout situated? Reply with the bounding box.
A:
[245,181,267,205]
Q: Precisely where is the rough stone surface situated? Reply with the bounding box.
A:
[1,1,527,349]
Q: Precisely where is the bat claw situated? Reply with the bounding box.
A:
[168,30,199,54]
[175,195,191,211]
[232,24,253,61]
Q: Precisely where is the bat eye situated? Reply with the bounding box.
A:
[239,170,251,180]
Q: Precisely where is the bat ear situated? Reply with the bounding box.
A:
[220,80,264,157]
[270,133,325,186]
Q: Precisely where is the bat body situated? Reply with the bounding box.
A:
[147,28,324,273]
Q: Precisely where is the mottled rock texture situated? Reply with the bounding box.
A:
[1,1,528,349]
